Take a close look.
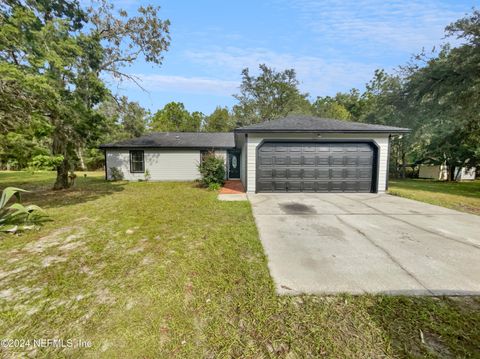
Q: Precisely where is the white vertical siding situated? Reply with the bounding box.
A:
[246,133,390,193]
[106,149,201,181]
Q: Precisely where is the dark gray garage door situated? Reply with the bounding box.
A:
[257,142,375,193]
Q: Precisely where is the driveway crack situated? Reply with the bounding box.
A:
[336,215,434,295]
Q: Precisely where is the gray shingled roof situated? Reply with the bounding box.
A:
[100,132,235,149]
[235,116,410,133]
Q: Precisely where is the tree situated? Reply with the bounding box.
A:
[404,10,480,179]
[311,97,351,120]
[150,102,202,132]
[0,0,171,189]
[232,64,311,126]
[203,106,233,132]
[117,97,149,138]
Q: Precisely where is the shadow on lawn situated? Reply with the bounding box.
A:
[4,176,126,209]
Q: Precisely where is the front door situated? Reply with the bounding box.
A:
[228,150,240,179]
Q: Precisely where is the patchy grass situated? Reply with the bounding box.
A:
[1,171,479,358]
[389,179,480,215]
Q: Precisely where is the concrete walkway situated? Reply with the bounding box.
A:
[249,193,480,295]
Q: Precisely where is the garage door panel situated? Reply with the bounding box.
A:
[259,156,273,165]
[303,181,316,191]
[358,181,372,191]
[316,156,330,165]
[303,169,316,179]
[317,182,330,192]
[275,168,287,178]
[288,168,302,179]
[287,181,302,191]
[358,169,372,178]
[316,145,330,152]
[257,142,375,193]
[359,156,372,165]
[331,169,344,178]
[303,156,316,165]
[317,169,330,178]
[289,156,302,165]
[258,168,274,178]
[345,169,358,178]
[345,156,358,166]
[331,156,344,166]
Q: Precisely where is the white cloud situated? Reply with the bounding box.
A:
[185,47,378,96]
[281,0,467,53]
[126,74,239,97]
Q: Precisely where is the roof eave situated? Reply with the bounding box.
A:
[234,129,411,134]
[99,145,235,150]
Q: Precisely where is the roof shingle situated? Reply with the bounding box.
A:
[99,132,235,149]
[235,115,410,133]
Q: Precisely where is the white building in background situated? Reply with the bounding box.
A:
[419,164,476,181]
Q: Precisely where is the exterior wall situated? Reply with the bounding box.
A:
[419,165,476,181]
[106,149,201,181]
[456,167,476,180]
[235,134,247,189]
[246,133,390,193]
[419,165,444,180]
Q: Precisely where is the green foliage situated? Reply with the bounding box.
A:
[233,64,312,126]
[0,0,170,189]
[312,97,351,120]
[144,169,151,181]
[208,182,221,191]
[198,154,225,187]
[203,106,234,132]
[28,155,64,171]
[109,167,124,181]
[151,102,202,132]
[0,187,46,233]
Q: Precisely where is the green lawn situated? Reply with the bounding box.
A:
[389,179,480,215]
[1,171,479,358]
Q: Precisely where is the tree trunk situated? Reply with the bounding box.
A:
[77,146,86,171]
[446,165,455,181]
[53,158,70,190]
[52,126,71,190]
[400,151,406,179]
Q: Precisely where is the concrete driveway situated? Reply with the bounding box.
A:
[248,193,480,295]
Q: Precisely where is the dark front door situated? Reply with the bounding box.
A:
[228,150,241,179]
[256,142,376,193]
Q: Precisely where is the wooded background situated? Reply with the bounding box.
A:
[1,1,479,188]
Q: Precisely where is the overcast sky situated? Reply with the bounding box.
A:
[107,0,477,114]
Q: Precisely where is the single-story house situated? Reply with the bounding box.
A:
[100,116,409,193]
[419,164,476,181]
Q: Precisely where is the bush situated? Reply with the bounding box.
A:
[27,155,64,171]
[109,167,124,181]
[208,183,221,191]
[0,187,47,233]
[198,153,225,187]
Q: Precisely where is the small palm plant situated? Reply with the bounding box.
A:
[0,187,47,233]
